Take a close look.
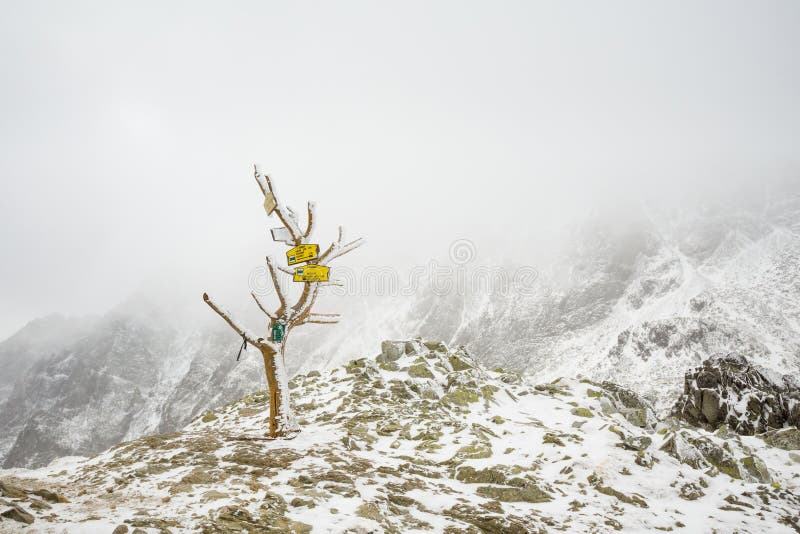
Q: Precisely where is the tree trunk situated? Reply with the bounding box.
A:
[259,343,298,438]
[260,344,283,437]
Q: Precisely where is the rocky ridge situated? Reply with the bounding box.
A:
[674,353,800,435]
[1,340,799,532]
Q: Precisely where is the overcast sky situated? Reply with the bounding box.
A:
[1,1,798,338]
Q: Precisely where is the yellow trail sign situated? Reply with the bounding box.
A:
[286,244,319,266]
[263,193,277,216]
[293,264,330,282]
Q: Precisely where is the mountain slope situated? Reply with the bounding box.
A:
[0,305,264,469]
[410,194,800,412]
[2,190,798,471]
[1,341,798,532]
[0,314,96,403]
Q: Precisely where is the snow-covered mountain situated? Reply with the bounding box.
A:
[0,291,288,469]
[409,191,800,412]
[1,187,798,470]
[0,314,96,404]
[0,295,408,469]
[1,341,798,532]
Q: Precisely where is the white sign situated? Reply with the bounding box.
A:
[270,227,294,244]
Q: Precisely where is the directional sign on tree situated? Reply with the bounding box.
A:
[287,244,319,265]
[270,226,294,245]
[293,264,330,282]
[263,192,277,216]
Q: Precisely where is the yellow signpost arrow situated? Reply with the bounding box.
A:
[293,264,330,282]
[286,244,320,266]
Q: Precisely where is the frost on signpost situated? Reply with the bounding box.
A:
[202,165,365,438]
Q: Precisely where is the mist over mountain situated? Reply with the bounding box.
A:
[413,184,800,410]
[2,4,800,532]
[2,186,798,469]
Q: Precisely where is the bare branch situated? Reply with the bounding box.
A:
[304,201,316,239]
[265,256,287,314]
[254,165,303,244]
[317,280,345,288]
[289,282,315,320]
[321,237,366,264]
[250,292,277,320]
[302,318,340,325]
[310,312,340,318]
[276,264,294,275]
[319,226,342,261]
[203,292,262,347]
[289,284,320,327]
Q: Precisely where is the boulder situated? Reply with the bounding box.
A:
[476,484,552,503]
[673,353,800,435]
[0,501,34,525]
[740,456,771,483]
[760,427,800,450]
[587,381,657,428]
[660,431,744,479]
[380,341,406,361]
[455,466,508,485]
[0,480,26,499]
[678,482,704,501]
[622,435,652,452]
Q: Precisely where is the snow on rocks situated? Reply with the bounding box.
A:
[674,352,800,434]
[1,340,799,532]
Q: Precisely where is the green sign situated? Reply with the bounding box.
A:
[272,322,286,342]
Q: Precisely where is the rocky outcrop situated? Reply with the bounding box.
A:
[4,339,800,533]
[760,427,800,450]
[674,353,800,434]
[586,380,658,428]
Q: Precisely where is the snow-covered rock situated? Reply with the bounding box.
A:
[1,341,799,532]
[674,353,800,434]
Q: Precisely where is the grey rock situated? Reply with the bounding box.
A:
[381,340,406,361]
[674,353,800,435]
[589,381,657,428]
[622,435,652,451]
[759,427,800,450]
[678,482,704,501]
[0,501,34,525]
[740,455,771,483]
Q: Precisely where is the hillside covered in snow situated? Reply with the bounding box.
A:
[1,340,799,532]
[1,188,799,471]
[411,190,800,411]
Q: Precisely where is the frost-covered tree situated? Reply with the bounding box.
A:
[203,165,364,438]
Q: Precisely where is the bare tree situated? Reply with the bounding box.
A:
[203,165,364,438]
